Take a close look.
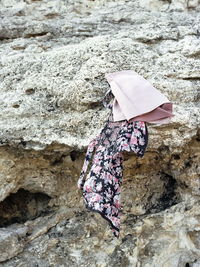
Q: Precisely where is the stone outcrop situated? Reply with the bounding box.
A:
[0,0,199,266]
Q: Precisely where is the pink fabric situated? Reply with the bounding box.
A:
[105,70,174,124]
[129,103,173,124]
[77,110,148,238]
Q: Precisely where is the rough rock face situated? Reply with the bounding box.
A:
[0,0,200,266]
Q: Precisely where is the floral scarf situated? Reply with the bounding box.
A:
[77,93,148,237]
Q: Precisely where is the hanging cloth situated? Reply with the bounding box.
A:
[77,103,148,237]
[77,70,173,237]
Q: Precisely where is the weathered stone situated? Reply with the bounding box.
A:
[0,225,28,262]
[0,0,199,266]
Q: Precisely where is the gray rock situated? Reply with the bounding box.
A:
[0,225,28,262]
[0,0,200,266]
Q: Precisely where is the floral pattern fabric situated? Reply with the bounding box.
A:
[77,105,148,238]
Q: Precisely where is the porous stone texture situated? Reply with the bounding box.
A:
[0,0,200,266]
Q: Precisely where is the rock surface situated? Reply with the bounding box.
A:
[0,0,200,266]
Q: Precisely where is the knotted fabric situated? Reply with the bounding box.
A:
[77,69,173,237]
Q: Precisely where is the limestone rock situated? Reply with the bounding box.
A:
[0,225,28,262]
[0,0,200,266]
